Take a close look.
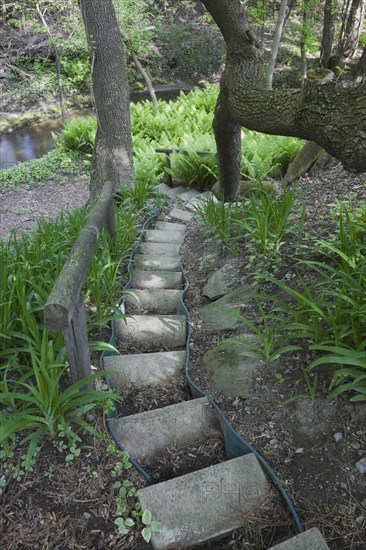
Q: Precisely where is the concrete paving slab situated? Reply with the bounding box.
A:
[130,270,182,289]
[177,189,201,201]
[269,528,330,549]
[126,289,181,313]
[104,350,186,390]
[143,229,185,244]
[155,183,174,197]
[139,242,181,256]
[115,315,186,349]
[155,221,186,232]
[133,254,182,271]
[169,185,189,196]
[138,453,270,550]
[168,207,194,222]
[110,397,218,461]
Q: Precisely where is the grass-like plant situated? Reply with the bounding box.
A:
[216,300,302,365]
[193,195,240,252]
[0,182,156,465]
[235,184,303,257]
[0,330,122,469]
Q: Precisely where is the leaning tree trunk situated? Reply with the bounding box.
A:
[79,0,134,200]
[266,0,288,90]
[200,0,366,200]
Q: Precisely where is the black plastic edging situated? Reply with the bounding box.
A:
[100,205,304,533]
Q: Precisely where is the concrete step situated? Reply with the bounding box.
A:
[104,350,186,390]
[154,221,186,232]
[126,289,182,313]
[138,453,270,550]
[139,242,182,256]
[269,528,330,549]
[143,229,185,245]
[130,270,182,290]
[133,253,181,271]
[155,183,188,198]
[168,207,194,222]
[115,315,186,349]
[109,397,218,462]
[177,189,201,202]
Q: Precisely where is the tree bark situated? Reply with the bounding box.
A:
[353,43,366,82]
[320,0,336,68]
[79,0,134,200]
[200,0,366,199]
[338,0,365,60]
[266,0,288,90]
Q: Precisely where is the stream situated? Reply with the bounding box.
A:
[0,83,195,172]
[0,108,93,171]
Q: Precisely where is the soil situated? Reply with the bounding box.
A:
[1,161,366,549]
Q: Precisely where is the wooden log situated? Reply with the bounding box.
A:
[44,181,114,331]
[63,292,92,389]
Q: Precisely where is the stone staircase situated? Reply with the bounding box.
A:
[103,184,330,550]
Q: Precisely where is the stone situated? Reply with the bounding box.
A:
[144,229,185,244]
[139,242,182,256]
[199,285,250,331]
[333,432,344,443]
[203,338,260,398]
[105,350,186,390]
[133,254,181,271]
[269,528,330,549]
[125,289,181,313]
[168,207,194,222]
[154,221,186,232]
[130,270,182,289]
[202,261,240,300]
[109,397,218,461]
[356,458,366,474]
[115,315,186,349]
[177,189,201,202]
[138,453,270,550]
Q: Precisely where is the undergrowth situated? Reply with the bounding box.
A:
[0,181,157,469]
[196,187,366,402]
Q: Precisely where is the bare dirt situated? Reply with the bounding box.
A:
[1,161,366,549]
[0,175,90,241]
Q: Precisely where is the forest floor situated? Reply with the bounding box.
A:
[0,161,366,549]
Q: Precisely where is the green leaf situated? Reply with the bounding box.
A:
[142,509,152,525]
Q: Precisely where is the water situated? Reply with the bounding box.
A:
[0,108,93,172]
[0,84,195,172]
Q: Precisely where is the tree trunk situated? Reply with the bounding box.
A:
[337,0,365,61]
[320,0,336,68]
[79,0,134,200]
[353,43,366,82]
[200,0,366,199]
[266,0,288,90]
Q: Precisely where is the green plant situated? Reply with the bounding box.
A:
[61,57,90,94]
[235,184,303,257]
[0,330,123,469]
[194,195,240,252]
[54,116,97,154]
[308,344,366,401]
[217,300,302,365]
[140,509,162,543]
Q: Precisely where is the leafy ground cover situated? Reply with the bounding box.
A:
[1,86,365,547]
[183,160,366,549]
